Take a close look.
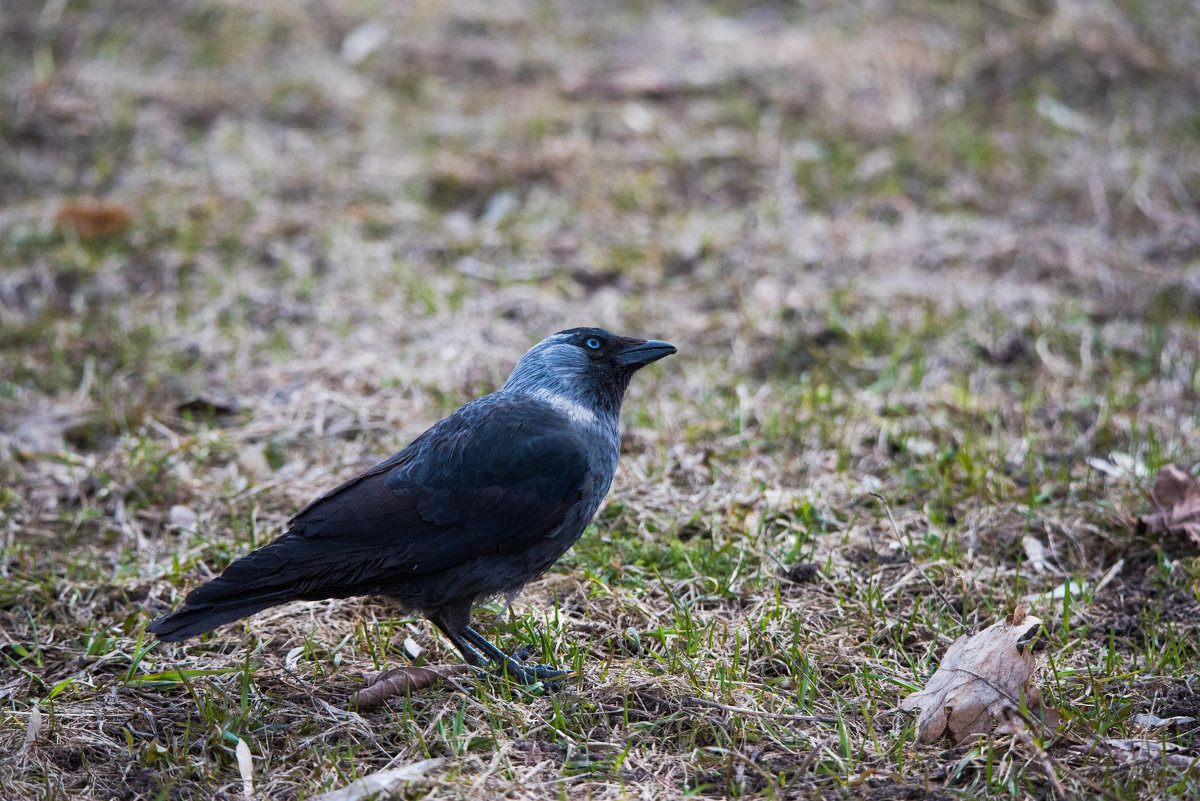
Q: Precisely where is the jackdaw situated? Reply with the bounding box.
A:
[148,327,675,684]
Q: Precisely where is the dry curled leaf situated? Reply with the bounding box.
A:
[349,665,473,709]
[900,609,1059,744]
[55,201,132,238]
[1138,464,1200,551]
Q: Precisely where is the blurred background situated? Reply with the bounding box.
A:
[4,0,1198,528]
[4,1,1198,397]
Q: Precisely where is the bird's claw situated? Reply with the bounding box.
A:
[453,627,568,690]
[494,659,568,691]
[506,646,567,684]
[525,662,568,680]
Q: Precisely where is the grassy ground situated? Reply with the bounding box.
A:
[3,0,1200,798]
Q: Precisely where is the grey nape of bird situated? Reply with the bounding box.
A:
[148,327,675,685]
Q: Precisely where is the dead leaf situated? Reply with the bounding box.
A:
[1073,738,1195,770]
[309,758,444,801]
[55,202,132,238]
[1138,464,1200,551]
[1129,713,1197,730]
[235,737,254,799]
[900,609,1060,744]
[18,704,41,756]
[349,665,473,709]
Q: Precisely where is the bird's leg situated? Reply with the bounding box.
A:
[430,622,488,669]
[460,626,567,686]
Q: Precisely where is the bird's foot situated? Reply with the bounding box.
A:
[494,657,569,691]
[506,642,566,681]
[453,626,569,691]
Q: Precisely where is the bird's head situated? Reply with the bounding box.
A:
[502,328,676,424]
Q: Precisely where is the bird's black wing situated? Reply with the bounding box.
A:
[216,395,592,592]
[148,395,595,641]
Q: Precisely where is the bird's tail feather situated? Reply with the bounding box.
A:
[148,533,397,641]
[147,581,298,642]
[148,534,324,641]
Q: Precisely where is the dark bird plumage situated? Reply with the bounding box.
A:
[148,328,675,683]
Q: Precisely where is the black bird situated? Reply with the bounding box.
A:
[148,328,675,684]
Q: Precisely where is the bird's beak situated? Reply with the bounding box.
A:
[616,339,677,367]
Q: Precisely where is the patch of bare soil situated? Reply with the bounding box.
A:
[1090,572,1200,648]
[865,782,954,801]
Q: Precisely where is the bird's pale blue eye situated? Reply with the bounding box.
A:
[586,338,601,349]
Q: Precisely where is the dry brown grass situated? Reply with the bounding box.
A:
[3,0,1200,799]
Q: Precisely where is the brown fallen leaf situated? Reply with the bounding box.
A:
[349,665,474,710]
[900,608,1060,744]
[55,201,132,238]
[1138,464,1200,551]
